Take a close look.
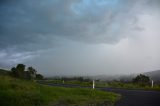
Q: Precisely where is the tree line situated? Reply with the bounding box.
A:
[11,64,43,80]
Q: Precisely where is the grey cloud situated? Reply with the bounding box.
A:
[0,48,37,67]
[0,0,148,51]
[0,0,160,75]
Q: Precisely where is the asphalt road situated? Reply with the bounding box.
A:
[38,82,160,106]
[102,88,160,106]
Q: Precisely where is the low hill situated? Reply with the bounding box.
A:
[144,70,160,81]
[0,68,10,75]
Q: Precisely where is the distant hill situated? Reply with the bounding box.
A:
[0,68,10,75]
[144,70,160,81]
[87,70,160,82]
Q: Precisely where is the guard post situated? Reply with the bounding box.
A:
[93,80,95,90]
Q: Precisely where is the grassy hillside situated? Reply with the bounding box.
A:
[0,69,10,75]
[0,75,120,106]
[144,70,160,81]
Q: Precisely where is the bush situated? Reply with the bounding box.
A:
[132,74,150,86]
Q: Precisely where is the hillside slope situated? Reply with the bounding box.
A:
[0,69,10,75]
[144,70,160,81]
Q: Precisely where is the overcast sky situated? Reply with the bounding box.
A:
[0,0,160,76]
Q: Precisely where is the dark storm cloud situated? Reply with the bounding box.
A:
[0,0,160,75]
[0,0,145,51]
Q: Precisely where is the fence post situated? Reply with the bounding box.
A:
[151,80,154,88]
[93,80,95,89]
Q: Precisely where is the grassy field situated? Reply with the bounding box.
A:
[41,79,92,86]
[39,79,108,88]
[0,75,120,106]
[41,79,160,91]
[106,81,160,91]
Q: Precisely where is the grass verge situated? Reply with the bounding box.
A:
[0,76,120,106]
[107,81,160,91]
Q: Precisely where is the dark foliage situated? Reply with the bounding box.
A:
[132,74,150,86]
[61,77,91,82]
[36,74,44,80]
[10,64,43,80]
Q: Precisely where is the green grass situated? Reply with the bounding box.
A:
[41,79,93,86]
[40,79,160,91]
[0,76,120,106]
[107,81,160,91]
[40,79,108,88]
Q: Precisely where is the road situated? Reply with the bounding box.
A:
[38,82,160,106]
[102,88,160,106]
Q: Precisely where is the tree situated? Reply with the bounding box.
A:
[16,64,25,78]
[10,64,43,80]
[27,67,37,80]
[10,64,25,79]
[132,74,150,86]
[36,74,44,80]
[11,67,17,77]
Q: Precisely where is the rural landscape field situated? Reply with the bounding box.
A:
[1,65,160,106]
[0,0,160,106]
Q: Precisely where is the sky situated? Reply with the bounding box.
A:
[0,0,160,76]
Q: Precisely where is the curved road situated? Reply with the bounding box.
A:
[39,82,160,106]
[102,88,160,106]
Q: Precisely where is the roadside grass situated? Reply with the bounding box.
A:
[39,79,108,88]
[0,75,120,106]
[41,79,92,86]
[106,81,160,91]
[41,79,160,91]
